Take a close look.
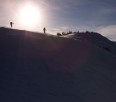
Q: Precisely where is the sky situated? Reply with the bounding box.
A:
[0,0,116,41]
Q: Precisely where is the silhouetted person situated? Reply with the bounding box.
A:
[43,27,46,33]
[10,22,14,28]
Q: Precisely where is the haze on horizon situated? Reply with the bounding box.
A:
[0,0,116,41]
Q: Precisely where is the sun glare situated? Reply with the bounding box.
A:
[17,3,43,28]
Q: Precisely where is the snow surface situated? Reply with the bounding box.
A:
[0,27,116,102]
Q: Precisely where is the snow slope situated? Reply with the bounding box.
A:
[63,32,116,54]
[0,27,116,102]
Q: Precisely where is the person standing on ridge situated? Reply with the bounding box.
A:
[43,27,46,34]
[10,22,14,28]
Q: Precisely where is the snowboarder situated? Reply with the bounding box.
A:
[10,22,14,28]
[43,27,46,34]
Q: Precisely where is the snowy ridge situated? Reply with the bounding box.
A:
[63,32,116,55]
[0,27,116,102]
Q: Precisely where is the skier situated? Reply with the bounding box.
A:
[43,27,46,34]
[10,22,14,28]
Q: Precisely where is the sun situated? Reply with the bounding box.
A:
[17,3,43,28]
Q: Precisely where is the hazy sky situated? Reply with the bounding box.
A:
[0,0,116,40]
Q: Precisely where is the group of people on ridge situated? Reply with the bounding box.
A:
[10,22,46,34]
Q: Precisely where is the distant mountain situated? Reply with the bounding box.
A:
[0,27,116,102]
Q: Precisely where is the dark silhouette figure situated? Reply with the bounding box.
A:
[10,22,14,28]
[43,27,46,34]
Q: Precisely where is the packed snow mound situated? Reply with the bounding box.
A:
[0,27,116,102]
